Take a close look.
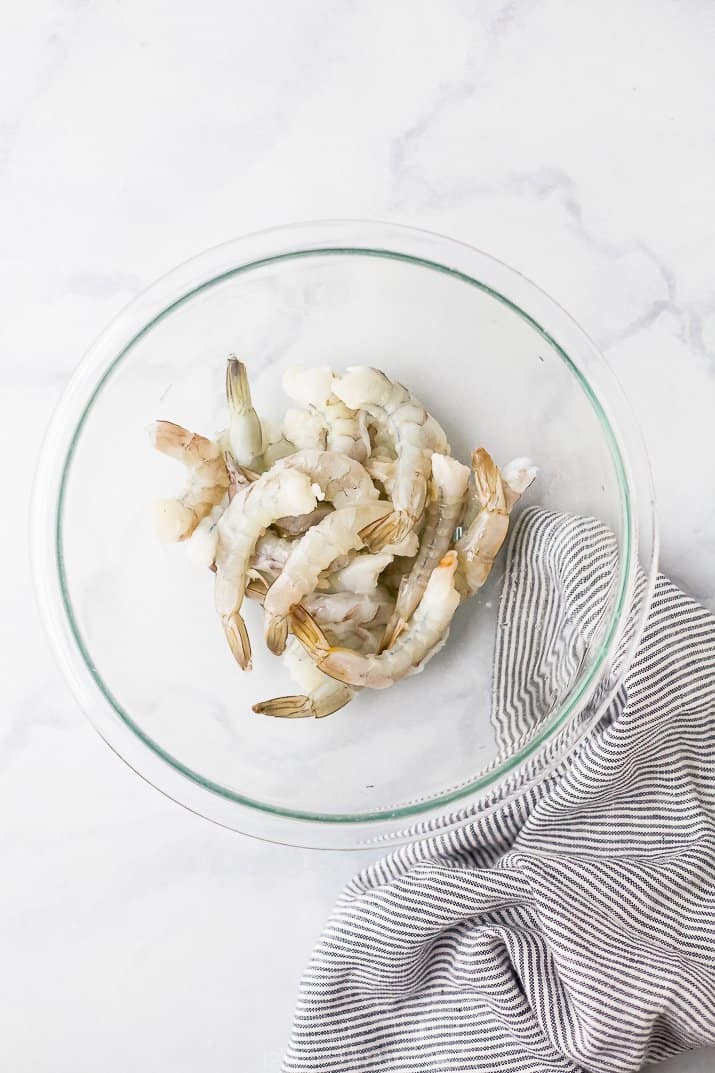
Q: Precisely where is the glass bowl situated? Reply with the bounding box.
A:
[32,221,657,849]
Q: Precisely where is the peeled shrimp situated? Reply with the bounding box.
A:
[382,453,471,648]
[253,639,356,720]
[263,501,391,655]
[214,468,318,669]
[226,358,264,469]
[292,550,461,689]
[332,367,450,549]
[149,421,230,542]
[455,449,537,599]
[283,367,370,462]
[248,586,375,720]
[253,620,383,720]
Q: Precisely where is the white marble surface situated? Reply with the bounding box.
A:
[3,1,715,1069]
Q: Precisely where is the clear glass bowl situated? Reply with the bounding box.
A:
[32,221,657,848]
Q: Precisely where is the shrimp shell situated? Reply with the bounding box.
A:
[226,358,264,469]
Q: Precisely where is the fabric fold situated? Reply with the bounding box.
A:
[284,510,715,1073]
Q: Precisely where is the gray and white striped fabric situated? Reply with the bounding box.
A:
[283,508,715,1073]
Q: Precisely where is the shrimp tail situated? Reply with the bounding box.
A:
[265,613,289,656]
[223,612,252,671]
[289,604,332,662]
[226,357,253,414]
[253,687,353,720]
[253,695,315,718]
[472,448,507,512]
[359,509,412,552]
[290,607,365,687]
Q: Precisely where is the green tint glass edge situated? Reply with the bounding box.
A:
[56,247,632,825]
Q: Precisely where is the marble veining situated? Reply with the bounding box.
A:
[3,0,715,1069]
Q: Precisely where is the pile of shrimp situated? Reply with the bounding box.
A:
[150,359,536,720]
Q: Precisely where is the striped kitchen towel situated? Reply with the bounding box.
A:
[283,508,715,1073]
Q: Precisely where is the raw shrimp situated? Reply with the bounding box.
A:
[332,367,450,549]
[253,620,383,720]
[283,367,371,462]
[226,358,264,469]
[263,501,391,655]
[247,583,366,720]
[382,453,471,649]
[150,421,230,542]
[214,468,318,669]
[292,551,461,689]
[455,449,537,599]
[253,639,356,719]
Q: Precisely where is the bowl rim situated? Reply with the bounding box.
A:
[31,219,658,848]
